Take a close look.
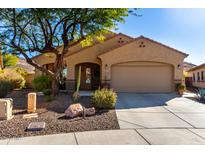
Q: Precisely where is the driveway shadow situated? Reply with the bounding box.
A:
[115,93,179,109]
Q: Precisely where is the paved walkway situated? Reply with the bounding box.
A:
[1,128,205,145]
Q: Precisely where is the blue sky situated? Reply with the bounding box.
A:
[115,8,205,65]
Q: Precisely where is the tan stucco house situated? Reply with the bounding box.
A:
[187,63,205,88]
[32,33,188,93]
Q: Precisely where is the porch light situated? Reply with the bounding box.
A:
[105,64,108,73]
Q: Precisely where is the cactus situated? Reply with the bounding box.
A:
[76,66,81,92]
[73,66,81,102]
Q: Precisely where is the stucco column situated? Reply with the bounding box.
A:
[65,60,75,91]
[101,60,111,87]
[174,62,184,89]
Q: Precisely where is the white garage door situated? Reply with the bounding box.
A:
[111,62,174,93]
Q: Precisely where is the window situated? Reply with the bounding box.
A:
[61,68,68,78]
[201,71,204,81]
[85,67,91,84]
[197,72,200,82]
[193,73,195,82]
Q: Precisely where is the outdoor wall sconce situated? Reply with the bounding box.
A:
[177,64,181,69]
[105,64,108,73]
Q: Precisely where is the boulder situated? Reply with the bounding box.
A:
[84,107,96,116]
[65,103,83,118]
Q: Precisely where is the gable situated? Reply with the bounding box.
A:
[98,36,188,58]
[66,33,133,59]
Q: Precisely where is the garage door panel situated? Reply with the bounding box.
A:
[111,63,173,93]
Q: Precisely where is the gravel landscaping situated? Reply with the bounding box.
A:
[0,89,119,139]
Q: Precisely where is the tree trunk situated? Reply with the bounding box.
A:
[51,78,59,96]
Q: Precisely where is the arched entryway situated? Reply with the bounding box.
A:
[75,63,100,90]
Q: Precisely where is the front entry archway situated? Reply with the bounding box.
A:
[75,63,100,90]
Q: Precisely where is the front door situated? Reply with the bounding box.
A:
[76,63,100,90]
[80,65,92,90]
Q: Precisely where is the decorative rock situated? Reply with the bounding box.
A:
[23,113,38,119]
[0,98,13,120]
[26,122,45,131]
[65,103,83,118]
[37,92,44,96]
[27,92,36,113]
[84,107,96,116]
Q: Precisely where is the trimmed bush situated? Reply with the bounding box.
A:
[91,88,117,109]
[0,69,25,89]
[0,81,13,98]
[32,75,52,91]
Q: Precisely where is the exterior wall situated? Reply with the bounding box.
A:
[99,38,187,88]
[25,74,35,88]
[188,67,205,88]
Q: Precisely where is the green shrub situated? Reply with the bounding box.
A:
[32,75,52,91]
[43,89,52,96]
[0,81,13,98]
[91,88,117,109]
[15,67,28,77]
[177,83,186,90]
[0,69,25,89]
[3,54,18,67]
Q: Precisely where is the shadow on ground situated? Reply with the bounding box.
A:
[115,93,179,109]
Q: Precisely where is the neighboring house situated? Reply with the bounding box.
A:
[9,58,35,88]
[32,33,188,93]
[183,62,196,87]
[187,63,205,88]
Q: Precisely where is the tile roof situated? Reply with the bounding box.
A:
[187,63,205,72]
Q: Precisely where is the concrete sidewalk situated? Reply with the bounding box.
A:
[1,128,205,145]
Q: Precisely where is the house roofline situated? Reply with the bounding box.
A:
[64,33,134,57]
[98,35,189,57]
[187,63,205,72]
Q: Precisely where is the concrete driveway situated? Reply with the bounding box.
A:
[114,92,205,144]
[116,92,205,129]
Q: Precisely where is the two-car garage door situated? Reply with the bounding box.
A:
[111,62,174,93]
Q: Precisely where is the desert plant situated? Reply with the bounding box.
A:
[177,84,186,90]
[91,88,117,109]
[32,75,52,91]
[72,66,81,103]
[15,67,28,77]
[3,53,18,68]
[0,68,25,89]
[0,81,13,98]
[177,83,186,95]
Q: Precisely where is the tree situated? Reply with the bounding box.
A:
[0,8,133,95]
[3,53,19,68]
